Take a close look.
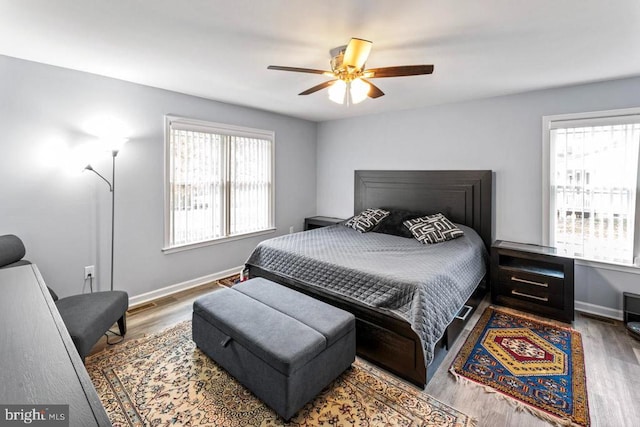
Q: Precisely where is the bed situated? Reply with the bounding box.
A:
[246,170,492,387]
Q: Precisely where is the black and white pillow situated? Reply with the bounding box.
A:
[403,213,464,244]
[345,208,390,233]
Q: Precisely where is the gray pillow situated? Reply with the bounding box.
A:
[403,213,464,244]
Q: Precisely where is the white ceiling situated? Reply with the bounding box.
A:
[2,1,640,122]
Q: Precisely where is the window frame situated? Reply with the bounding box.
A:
[162,115,276,253]
[542,107,640,271]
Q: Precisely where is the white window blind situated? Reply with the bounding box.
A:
[165,117,274,249]
[547,113,640,264]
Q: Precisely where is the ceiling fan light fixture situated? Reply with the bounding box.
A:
[328,79,347,104]
[328,78,370,105]
[350,78,370,104]
[268,37,434,105]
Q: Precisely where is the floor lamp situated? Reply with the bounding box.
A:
[84,146,123,291]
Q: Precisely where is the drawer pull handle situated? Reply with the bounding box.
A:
[455,305,473,321]
[511,290,549,302]
[511,276,548,288]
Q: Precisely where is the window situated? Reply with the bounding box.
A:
[543,108,640,266]
[164,116,274,250]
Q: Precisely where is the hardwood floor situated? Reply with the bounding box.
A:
[89,285,640,426]
[89,281,221,355]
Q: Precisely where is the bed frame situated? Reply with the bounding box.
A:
[248,170,493,388]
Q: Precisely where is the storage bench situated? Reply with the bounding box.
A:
[192,277,356,420]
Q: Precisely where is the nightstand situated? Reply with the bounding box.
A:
[624,292,640,340]
[304,216,345,231]
[491,240,575,323]
[624,292,640,324]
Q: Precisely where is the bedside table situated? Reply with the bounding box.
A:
[491,240,575,323]
[624,292,640,340]
[304,216,345,231]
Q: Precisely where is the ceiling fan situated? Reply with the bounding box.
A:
[268,38,434,105]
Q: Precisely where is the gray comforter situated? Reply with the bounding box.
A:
[246,224,487,365]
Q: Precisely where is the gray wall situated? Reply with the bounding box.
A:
[3,52,638,316]
[0,55,317,299]
[317,76,640,317]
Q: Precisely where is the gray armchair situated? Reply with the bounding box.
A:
[0,234,128,361]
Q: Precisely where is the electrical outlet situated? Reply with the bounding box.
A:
[84,265,95,279]
[289,226,294,234]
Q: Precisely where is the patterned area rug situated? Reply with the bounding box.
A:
[217,273,241,287]
[87,321,475,426]
[450,307,589,427]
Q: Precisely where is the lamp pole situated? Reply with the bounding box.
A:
[109,150,118,292]
[85,148,119,291]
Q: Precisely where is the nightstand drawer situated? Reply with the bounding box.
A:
[495,278,564,309]
[496,269,564,294]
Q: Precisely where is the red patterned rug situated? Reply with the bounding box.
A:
[450,306,589,427]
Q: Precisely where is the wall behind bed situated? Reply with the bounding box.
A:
[0,55,317,300]
[316,75,640,319]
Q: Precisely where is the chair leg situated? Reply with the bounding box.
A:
[117,314,127,336]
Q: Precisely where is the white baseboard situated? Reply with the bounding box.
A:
[575,300,623,321]
[128,265,243,308]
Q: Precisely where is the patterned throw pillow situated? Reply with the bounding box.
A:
[345,208,390,233]
[403,213,464,244]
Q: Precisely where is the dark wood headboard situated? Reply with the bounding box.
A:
[354,170,493,250]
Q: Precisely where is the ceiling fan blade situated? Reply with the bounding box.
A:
[366,65,434,78]
[268,65,332,75]
[298,80,337,95]
[361,79,384,98]
[342,38,372,70]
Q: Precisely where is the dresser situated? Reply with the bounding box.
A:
[490,240,575,323]
[0,265,111,426]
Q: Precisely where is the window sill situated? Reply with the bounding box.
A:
[575,257,640,275]
[162,228,276,254]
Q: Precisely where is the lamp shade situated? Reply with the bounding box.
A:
[350,78,370,104]
[328,80,347,104]
[327,78,370,105]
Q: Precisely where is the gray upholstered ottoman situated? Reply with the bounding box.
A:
[192,277,356,420]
